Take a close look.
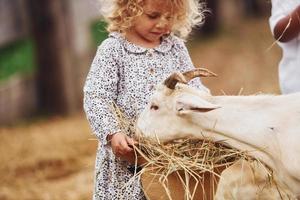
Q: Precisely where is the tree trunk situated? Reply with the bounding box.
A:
[27,0,77,115]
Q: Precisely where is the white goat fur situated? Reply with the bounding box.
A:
[136,83,300,196]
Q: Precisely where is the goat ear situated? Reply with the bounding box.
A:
[176,94,220,114]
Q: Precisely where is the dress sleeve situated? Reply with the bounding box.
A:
[83,39,122,146]
[175,38,211,94]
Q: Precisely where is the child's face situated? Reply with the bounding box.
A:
[129,0,175,45]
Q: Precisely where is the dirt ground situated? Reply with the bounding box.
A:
[0,18,281,200]
[0,114,96,200]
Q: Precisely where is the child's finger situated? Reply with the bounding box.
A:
[119,140,133,153]
[125,136,134,146]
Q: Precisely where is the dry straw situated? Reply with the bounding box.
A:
[111,103,290,200]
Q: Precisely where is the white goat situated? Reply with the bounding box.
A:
[136,69,300,197]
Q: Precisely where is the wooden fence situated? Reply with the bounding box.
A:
[0,0,101,124]
[0,0,29,46]
[0,74,37,125]
[0,0,31,124]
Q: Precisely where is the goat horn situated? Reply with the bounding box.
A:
[164,72,188,89]
[182,68,217,83]
[164,68,217,89]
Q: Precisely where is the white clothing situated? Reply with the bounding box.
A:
[269,0,300,94]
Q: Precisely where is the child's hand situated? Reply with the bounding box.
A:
[109,132,136,163]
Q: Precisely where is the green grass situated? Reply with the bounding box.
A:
[90,20,109,47]
[0,39,35,81]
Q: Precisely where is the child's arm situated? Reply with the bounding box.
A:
[273,4,300,42]
[83,39,122,146]
[83,39,136,163]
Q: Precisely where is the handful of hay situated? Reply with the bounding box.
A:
[133,137,266,200]
[112,104,283,200]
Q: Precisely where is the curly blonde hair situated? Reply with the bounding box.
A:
[98,0,206,39]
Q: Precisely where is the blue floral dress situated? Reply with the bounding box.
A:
[83,32,207,200]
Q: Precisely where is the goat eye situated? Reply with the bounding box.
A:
[150,104,159,110]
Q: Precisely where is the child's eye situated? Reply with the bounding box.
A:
[147,14,159,19]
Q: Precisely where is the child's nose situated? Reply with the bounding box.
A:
[156,17,169,28]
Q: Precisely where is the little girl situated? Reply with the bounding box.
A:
[83,0,208,199]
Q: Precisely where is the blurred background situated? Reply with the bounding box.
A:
[0,0,281,199]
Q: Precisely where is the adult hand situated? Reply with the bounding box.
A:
[109,132,136,164]
[274,4,300,42]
